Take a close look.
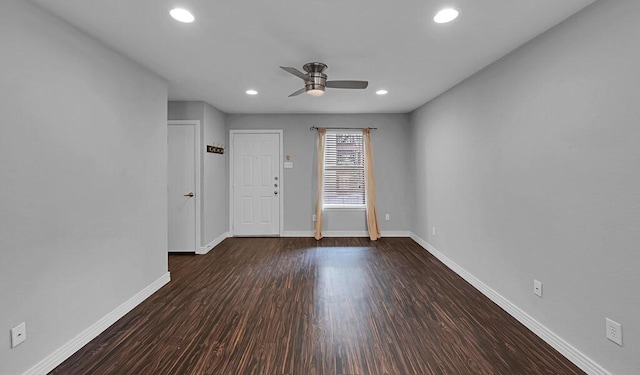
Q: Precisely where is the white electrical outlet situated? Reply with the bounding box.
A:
[11,322,26,348]
[385,213,390,221]
[432,226,436,236]
[606,318,623,346]
[312,214,316,222]
[533,279,543,297]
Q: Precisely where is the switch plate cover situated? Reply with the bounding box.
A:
[533,279,543,297]
[11,322,26,348]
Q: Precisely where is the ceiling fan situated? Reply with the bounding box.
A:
[280,62,368,97]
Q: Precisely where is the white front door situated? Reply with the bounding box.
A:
[232,132,281,236]
[168,123,197,252]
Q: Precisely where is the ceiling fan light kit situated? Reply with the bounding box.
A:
[280,62,368,97]
[307,89,325,97]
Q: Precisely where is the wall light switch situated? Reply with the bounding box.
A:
[533,279,543,297]
[11,322,26,348]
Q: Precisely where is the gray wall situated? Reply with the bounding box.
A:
[0,1,169,374]
[203,103,229,244]
[226,114,412,234]
[409,0,640,373]
[168,101,204,123]
[169,101,228,248]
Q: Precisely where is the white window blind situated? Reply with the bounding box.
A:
[323,131,365,207]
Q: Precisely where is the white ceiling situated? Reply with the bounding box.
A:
[30,0,595,114]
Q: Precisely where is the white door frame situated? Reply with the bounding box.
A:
[229,129,284,236]
[168,120,201,252]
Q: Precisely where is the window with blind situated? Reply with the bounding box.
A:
[323,131,365,208]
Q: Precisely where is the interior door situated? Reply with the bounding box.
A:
[168,123,197,252]
[232,133,280,235]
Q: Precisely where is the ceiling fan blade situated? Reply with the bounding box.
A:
[280,66,309,81]
[325,80,369,89]
[288,87,307,97]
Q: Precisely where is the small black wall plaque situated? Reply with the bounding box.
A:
[207,145,225,154]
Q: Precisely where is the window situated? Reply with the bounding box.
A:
[323,131,365,208]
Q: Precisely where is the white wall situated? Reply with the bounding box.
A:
[227,114,412,235]
[409,0,640,373]
[0,1,169,374]
[169,101,228,249]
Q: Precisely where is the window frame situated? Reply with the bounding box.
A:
[322,129,366,210]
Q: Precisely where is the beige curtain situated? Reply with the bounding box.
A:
[363,128,381,240]
[314,128,327,240]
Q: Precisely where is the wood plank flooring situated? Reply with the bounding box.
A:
[51,237,585,375]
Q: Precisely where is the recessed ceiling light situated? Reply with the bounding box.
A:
[170,8,195,23]
[376,89,388,95]
[246,89,258,95]
[434,8,459,24]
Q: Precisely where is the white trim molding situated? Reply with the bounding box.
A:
[282,231,315,237]
[198,232,230,254]
[380,231,411,237]
[281,230,410,238]
[323,231,370,237]
[23,272,171,375]
[409,233,610,375]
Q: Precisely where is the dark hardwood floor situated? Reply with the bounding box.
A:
[51,237,585,375]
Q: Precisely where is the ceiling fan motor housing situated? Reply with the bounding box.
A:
[306,72,327,91]
[304,63,328,92]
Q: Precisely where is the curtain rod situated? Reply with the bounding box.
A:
[309,126,378,131]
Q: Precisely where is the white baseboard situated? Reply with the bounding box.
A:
[280,230,371,237]
[281,230,410,238]
[325,231,410,237]
[409,233,610,375]
[23,272,171,375]
[198,232,229,254]
[323,230,369,237]
[381,231,411,237]
[282,231,314,237]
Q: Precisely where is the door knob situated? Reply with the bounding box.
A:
[274,191,278,195]
[184,192,194,197]
[274,183,278,187]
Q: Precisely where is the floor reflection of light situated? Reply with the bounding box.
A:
[313,247,373,344]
